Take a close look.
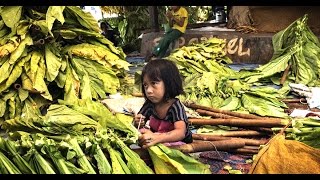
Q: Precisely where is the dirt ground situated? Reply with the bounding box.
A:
[228,6,320,35]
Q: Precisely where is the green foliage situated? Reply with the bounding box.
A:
[99,6,215,53]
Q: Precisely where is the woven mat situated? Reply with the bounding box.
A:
[198,151,253,174]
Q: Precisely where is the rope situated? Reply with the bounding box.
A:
[201,140,249,165]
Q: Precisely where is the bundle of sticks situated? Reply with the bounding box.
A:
[170,102,290,155]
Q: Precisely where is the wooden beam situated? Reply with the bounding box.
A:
[148,6,159,32]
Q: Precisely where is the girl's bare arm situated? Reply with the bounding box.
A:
[139,120,186,148]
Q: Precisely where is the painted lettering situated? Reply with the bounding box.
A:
[227,37,250,57]
[200,37,208,43]
[151,35,250,57]
[227,38,238,54]
[188,38,199,45]
[178,37,185,47]
[238,38,250,56]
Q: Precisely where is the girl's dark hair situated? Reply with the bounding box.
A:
[141,59,184,101]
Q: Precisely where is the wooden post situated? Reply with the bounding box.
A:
[148,6,159,32]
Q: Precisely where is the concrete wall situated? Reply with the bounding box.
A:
[140,30,275,64]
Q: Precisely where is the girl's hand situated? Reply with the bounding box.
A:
[133,114,145,128]
[138,128,159,149]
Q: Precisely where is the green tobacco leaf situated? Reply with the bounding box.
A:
[16,20,31,36]
[32,20,49,35]
[68,28,103,38]
[0,99,5,117]
[63,43,121,66]
[0,57,14,84]
[118,144,154,174]
[79,73,92,100]
[65,6,101,33]
[9,34,33,65]
[33,53,52,101]
[46,6,65,36]
[45,44,62,82]
[148,144,211,174]
[246,49,295,83]
[55,71,66,88]
[58,99,139,140]
[0,6,23,28]
[104,143,125,174]
[241,94,287,118]
[45,104,97,130]
[92,143,112,174]
[293,51,315,85]
[63,62,80,104]
[59,29,78,39]
[219,96,241,111]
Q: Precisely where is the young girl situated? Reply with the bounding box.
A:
[133,59,193,149]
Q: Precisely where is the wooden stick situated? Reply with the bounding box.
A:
[281,98,307,103]
[192,141,260,154]
[185,102,262,119]
[188,118,287,127]
[196,109,239,119]
[243,127,274,134]
[193,130,267,137]
[215,130,267,137]
[170,139,245,153]
[280,64,291,85]
[242,145,260,150]
[192,134,231,141]
[285,105,320,112]
[228,147,259,154]
[192,134,269,146]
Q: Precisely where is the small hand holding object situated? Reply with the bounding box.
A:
[133,114,145,129]
[138,128,157,149]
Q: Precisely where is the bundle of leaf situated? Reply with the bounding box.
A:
[148,143,211,174]
[163,37,290,117]
[98,128,154,174]
[0,6,131,124]
[0,130,153,174]
[245,14,320,87]
[272,117,320,149]
[166,37,234,77]
[2,98,139,143]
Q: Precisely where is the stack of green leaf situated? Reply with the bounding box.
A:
[0,129,154,174]
[272,117,320,149]
[166,37,234,77]
[1,97,210,174]
[0,96,154,174]
[0,6,131,125]
[148,143,211,174]
[165,37,289,118]
[2,98,139,143]
[245,14,320,86]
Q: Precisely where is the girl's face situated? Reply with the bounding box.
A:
[143,75,165,104]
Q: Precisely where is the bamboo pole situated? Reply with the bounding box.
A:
[188,118,287,127]
[192,134,269,146]
[170,139,245,153]
[185,102,262,119]
[196,109,238,119]
[229,147,259,154]
[243,127,274,134]
[281,98,307,103]
[280,64,291,85]
[203,130,267,137]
